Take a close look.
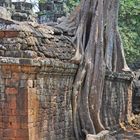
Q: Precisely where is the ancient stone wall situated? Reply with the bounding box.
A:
[129,60,140,114]
[102,72,133,131]
[0,57,133,140]
[0,17,134,140]
[0,57,77,140]
[28,59,77,140]
[132,76,140,114]
[0,62,29,140]
[38,1,66,23]
[0,0,12,8]
[0,18,76,139]
[0,1,36,22]
[12,2,36,22]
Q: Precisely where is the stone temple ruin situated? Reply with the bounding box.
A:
[0,1,139,140]
[38,0,66,23]
[0,23,133,139]
[130,61,140,114]
[0,9,77,139]
[0,0,36,22]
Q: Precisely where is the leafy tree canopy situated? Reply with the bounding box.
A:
[119,0,140,64]
[65,0,79,13]
[38,0,46,3]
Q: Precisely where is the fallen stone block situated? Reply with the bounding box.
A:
[86,130,116,140]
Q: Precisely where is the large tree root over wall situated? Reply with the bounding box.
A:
[57,0,131,140]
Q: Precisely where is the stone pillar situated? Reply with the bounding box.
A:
[12,2,36,22]
[27,59,77,140]
[38,0,66,23]
[0,64,29,140]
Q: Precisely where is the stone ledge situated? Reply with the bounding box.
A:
[0,57,78,75]
[0,57,77,67]
[0,31,19,38]
[105,71,133,81]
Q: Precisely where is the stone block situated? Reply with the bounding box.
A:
[7,116,20,129]
[15,129,28,138]
[0,85,5,93]
[0,50,5,56]
[27,80,33,88]
[20,73,28,80]
[3,128,16,137]
[11,65,21,73]
[12,73,20,80]
[19,58,31,65]
[4,31,19,38]
[8,99,17,109]
[5,87,18,95]
[0,31,5,38]
[3,138,16,140]
[2,71,11,79]
[5,79,19,87]
[85,130,116,140]
[19,80,26,88]
[21,66,31,73]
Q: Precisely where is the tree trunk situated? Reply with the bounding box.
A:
[57,0,130,140]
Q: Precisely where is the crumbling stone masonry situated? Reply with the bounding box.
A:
[102,72,133,131]
[12,2,36,22]
[130,61,140,114]
[0,20,77,140]
[0,0,12,8]
[0,0,36,22]
[0,58,77,140]
[0,9,133,140]
[38,0,66,23]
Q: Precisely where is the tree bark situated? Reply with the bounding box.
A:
[57,0,130,140]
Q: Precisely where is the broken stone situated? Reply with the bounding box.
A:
[86,130,116,140]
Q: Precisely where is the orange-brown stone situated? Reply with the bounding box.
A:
[5,88,18,95]
[4,31,19,38]
[0,31,5,38]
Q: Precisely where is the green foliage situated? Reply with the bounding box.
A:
[65,0,79,13]
[38,0,46,3]
[119,0,140,64]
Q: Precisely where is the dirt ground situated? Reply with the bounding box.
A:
[115,115,140,140]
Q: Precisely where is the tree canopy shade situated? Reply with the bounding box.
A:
[57,0,130,139]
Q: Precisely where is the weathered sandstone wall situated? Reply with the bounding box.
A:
[0,18,77,140]
[102,72,133,131]
[0,57,77,140]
